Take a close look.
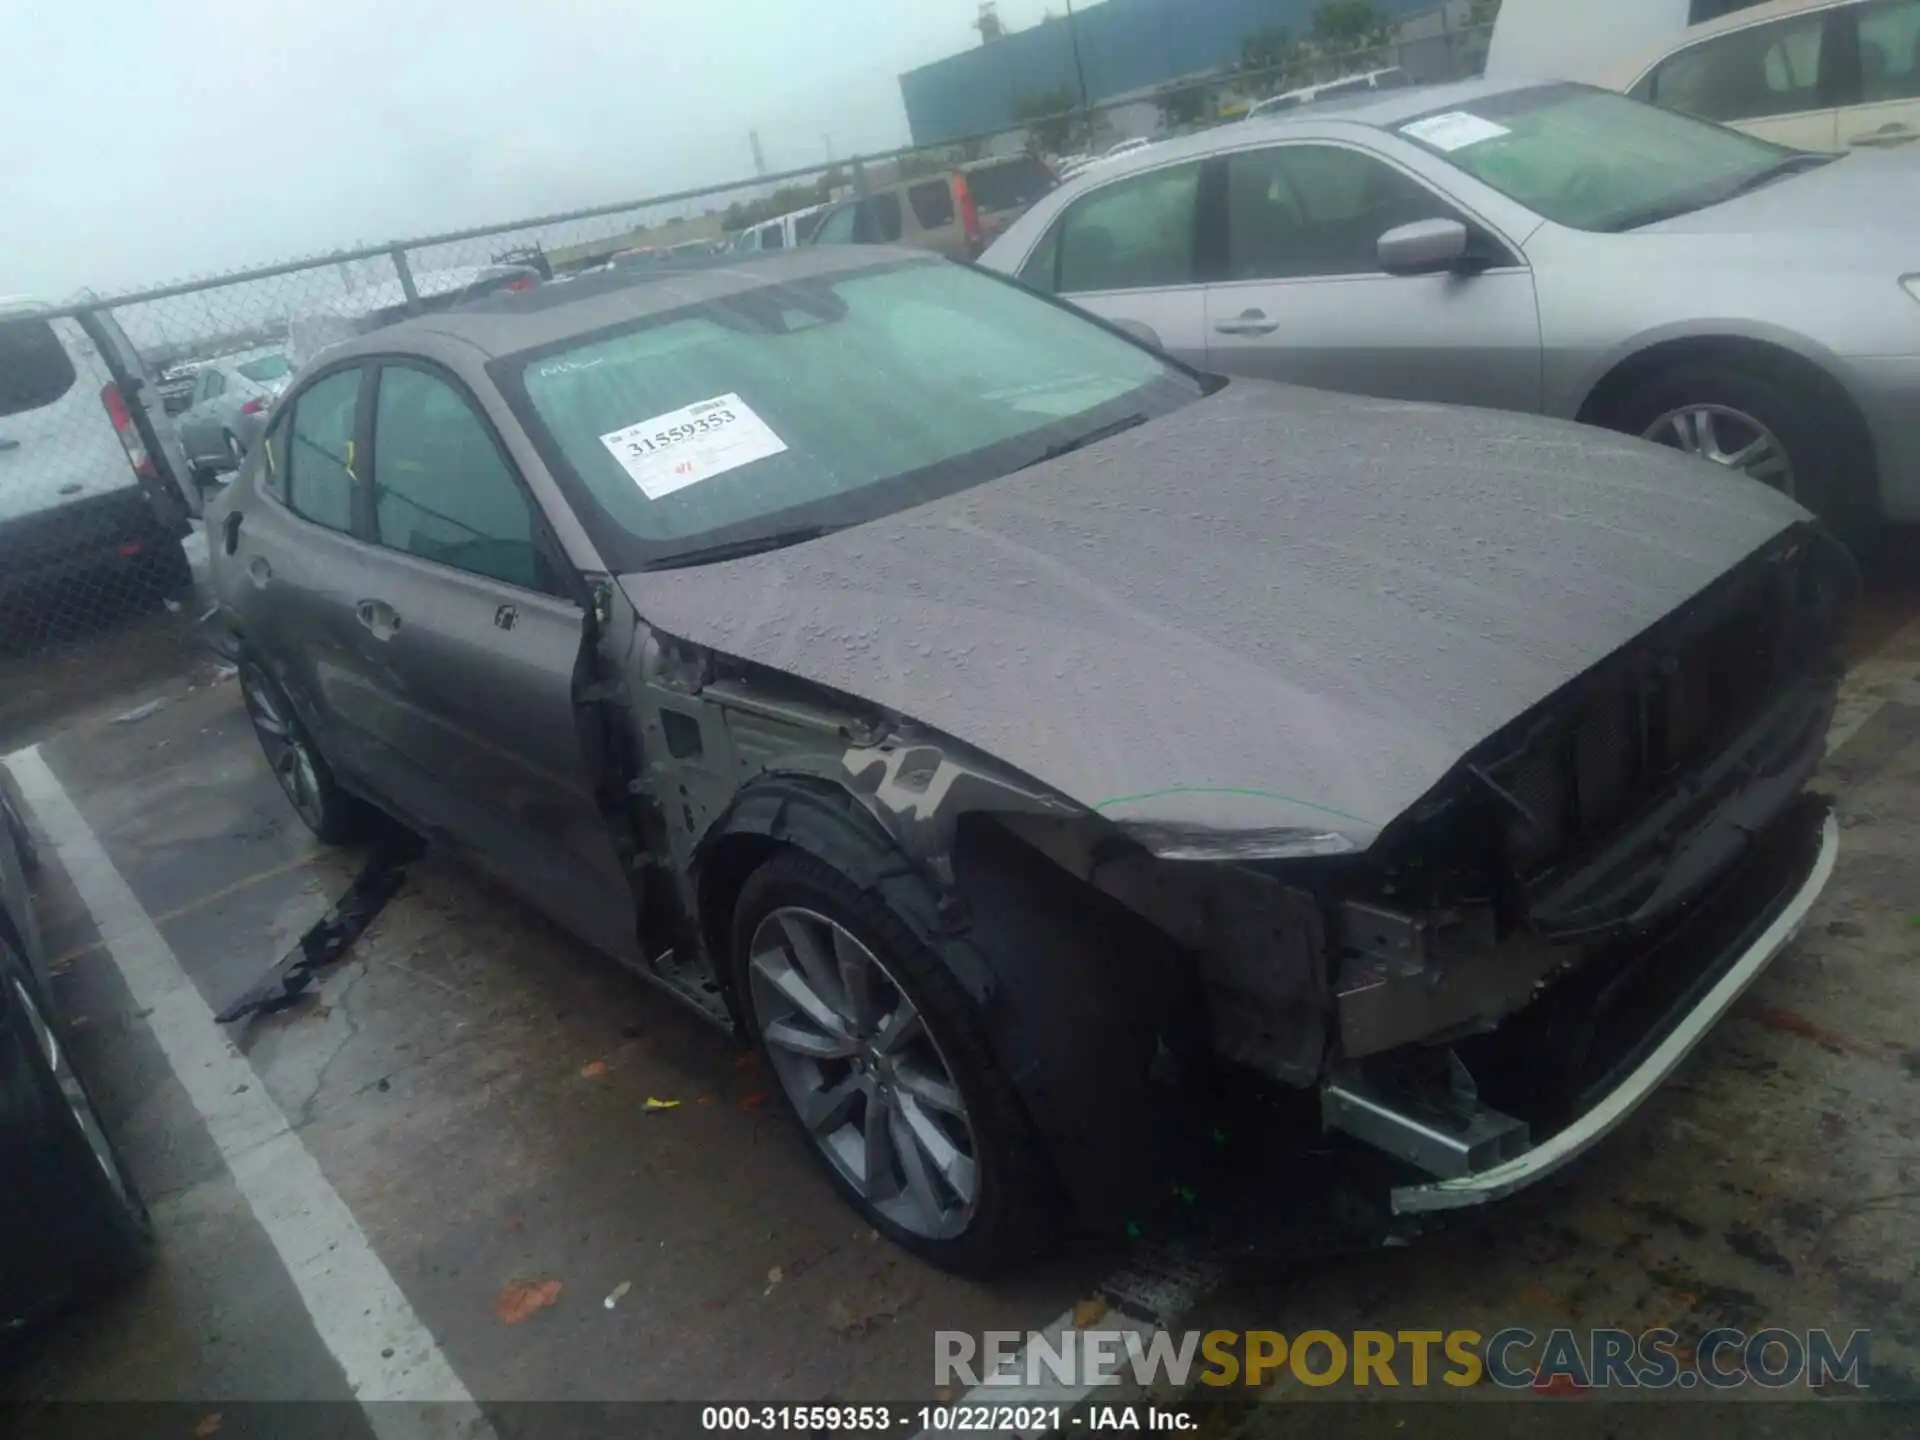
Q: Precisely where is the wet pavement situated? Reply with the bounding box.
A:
[0,532,1916,1435]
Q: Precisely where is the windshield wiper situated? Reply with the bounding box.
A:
[1606,153,1834,232]
[651,524,842,570]
[1018,412,1149,470]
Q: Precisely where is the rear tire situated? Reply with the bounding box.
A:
[1606,361,1876,539]
[729,847,1055,1276]
[239,656,376,846]
[2,943,152,1300]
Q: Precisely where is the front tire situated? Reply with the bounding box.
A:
[239,657,374,846]
[2,945,152,1301]
[730,847,1054,1276]
[1607,362,1874,537]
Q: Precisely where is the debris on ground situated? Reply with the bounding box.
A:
[493,1279,564,1324]
[604,1281,632,1310]
[740,1091,769,1112]
[580,1061,609,1079]
[765,1265,784,1295]
[214,831,424,1024]
[644,1096,680,1111]
[1072,1295,1109,1328]
[826,1295,905,1337]
[112,699,168,725]
[193,1415,222,1438]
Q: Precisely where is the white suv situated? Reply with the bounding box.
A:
[0,299,199,620]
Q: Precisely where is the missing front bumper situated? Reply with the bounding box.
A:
[1378,808,1837,1215]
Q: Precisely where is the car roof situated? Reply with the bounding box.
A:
[1053,76,1561,184]
[1596,0,1841,87]
[325,245,936,363]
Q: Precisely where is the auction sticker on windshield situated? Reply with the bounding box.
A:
[1400,111,1510,152]
[599,393,788,500]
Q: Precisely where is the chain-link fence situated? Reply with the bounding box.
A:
[0,13,1487,748]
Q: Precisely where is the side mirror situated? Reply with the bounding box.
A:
[1378,218,1473,277]
[1110,318,1164,350]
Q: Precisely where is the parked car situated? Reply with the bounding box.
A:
[1,298,200,616]
[1245,67,1414,118]
[728,206,828,254]
[284,264,540,372]
[980,76,1920,535]
[1486,0,1772,83]
[176,347,293,479]
[1,773,152,1334]
[208,247,1845,1274]
[1605,0,1920,152]
[157,367,200,417]
[808,154,1057,259]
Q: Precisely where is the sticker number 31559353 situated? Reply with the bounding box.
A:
[598,393,789,500]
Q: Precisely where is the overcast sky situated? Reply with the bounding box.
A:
[2,0,1055,299]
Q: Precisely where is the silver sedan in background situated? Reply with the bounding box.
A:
[980,77,1920,536]
[176,346,292,478]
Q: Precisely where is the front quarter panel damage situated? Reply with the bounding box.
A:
[603,609,1341,1230]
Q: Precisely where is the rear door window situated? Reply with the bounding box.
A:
[285,369,362,533]
[909,180,956,228]
[759,223,786,250]
[1054,161,1205,294]
[0,318,78,417]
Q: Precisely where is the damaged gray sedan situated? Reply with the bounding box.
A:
[205,246,1849,1274]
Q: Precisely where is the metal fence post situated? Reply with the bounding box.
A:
[390,245,422,316]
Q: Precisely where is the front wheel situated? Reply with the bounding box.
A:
[1608,362,1875,537]
[730,848,1054,1275]
[3,947,152,1300]
[239,658,374,846]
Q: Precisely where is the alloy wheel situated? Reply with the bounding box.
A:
[747,906,979,1240]
[242,669,326,832]
[1641,403,1795,498]
[12,977,132,1208]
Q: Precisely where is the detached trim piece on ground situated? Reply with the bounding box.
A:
[215,831,424,1024]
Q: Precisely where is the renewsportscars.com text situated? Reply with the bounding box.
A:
[936,1327,1872,1391]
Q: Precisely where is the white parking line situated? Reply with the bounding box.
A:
[4,745,491,1440]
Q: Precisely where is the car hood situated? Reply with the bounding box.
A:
[1641,147,1920,240]
[621,381,1805,855]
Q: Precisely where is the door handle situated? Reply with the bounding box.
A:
[1214,309,1280,337]
[222,509,244,556]
[494,604,518,632]
[1847,122,1916,147]
[356,599,402,640]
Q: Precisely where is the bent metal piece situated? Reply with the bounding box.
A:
[215,831,425,1024]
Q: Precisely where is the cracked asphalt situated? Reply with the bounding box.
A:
[0,537,1916,1434]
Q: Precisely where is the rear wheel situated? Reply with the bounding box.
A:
[3,946,152,1295]
[239,658,374,846]
[730,848,1054,1276]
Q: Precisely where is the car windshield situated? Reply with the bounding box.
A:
[1395,83,1820,232]
[502,259,1201,569]
[236,354,290,383]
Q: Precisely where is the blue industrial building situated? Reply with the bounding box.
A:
[900,0,1436,145]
